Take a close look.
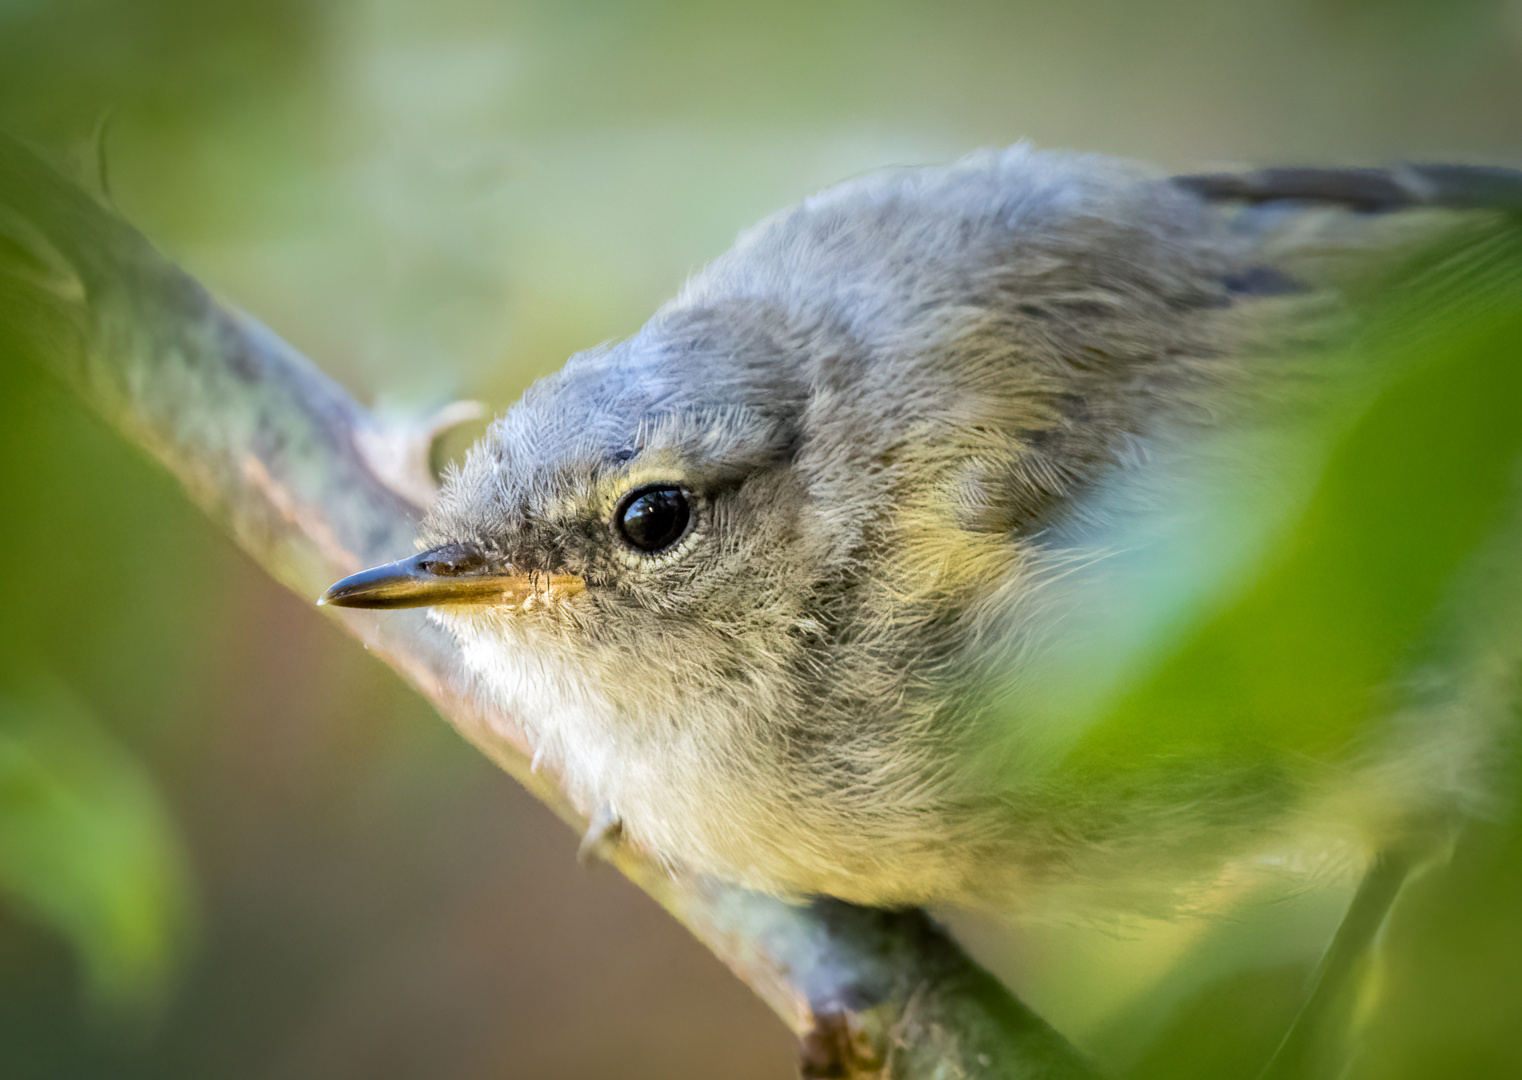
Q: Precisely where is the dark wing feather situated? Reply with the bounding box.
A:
[1173,164,1522,213]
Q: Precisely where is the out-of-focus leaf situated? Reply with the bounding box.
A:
[983,223,1522,1073]
[1348,765,1522,1079]
[0,676,195,1020]
[1046,225,1522,778]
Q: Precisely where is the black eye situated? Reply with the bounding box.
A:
[615,486,691,553]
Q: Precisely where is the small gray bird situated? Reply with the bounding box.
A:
[320,147,1522,939]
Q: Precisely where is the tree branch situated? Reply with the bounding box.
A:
[0,132,1098,1080]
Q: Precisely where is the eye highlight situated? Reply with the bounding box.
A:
[615,485,692,554]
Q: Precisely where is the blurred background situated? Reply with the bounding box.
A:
[2,1,1521,1077]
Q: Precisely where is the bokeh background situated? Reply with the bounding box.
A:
[2,1,1522,1077]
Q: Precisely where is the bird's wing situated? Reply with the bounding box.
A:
[1171,163,1522,214]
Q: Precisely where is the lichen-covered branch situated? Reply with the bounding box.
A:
[0,132,1098,1080]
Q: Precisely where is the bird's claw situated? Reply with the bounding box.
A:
[578,805,624,864]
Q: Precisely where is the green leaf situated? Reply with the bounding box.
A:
[0,676,196,1021]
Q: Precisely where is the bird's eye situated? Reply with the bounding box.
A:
[615,486,691,554]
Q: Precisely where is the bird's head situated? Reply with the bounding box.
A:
[315,146,1156,728]
[318,300,839,701]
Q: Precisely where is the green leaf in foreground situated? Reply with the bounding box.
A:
[1062,227,1522,778]
[0,677,196,1021]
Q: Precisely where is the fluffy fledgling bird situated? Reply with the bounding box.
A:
[321,146,1522,930]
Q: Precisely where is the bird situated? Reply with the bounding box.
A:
[318,146,1522,967]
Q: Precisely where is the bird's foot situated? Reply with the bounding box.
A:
[798,1009,883,1079]
[578,804,624,865]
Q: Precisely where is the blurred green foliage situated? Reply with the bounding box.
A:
[974,223,1522,1077]
[0,678,193,1019]
[1075,229,1522,771]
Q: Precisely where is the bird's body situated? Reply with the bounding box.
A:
[326,146,1522,924]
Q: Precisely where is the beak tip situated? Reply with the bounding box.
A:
[317,578,371,608]
[317,558,447,610]
[315,546,556,611]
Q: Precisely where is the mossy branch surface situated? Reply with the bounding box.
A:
[0,133,1098,1080]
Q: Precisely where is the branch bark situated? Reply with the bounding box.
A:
[0,132,1099,1080]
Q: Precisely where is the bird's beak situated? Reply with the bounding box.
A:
[317,544,584,610]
